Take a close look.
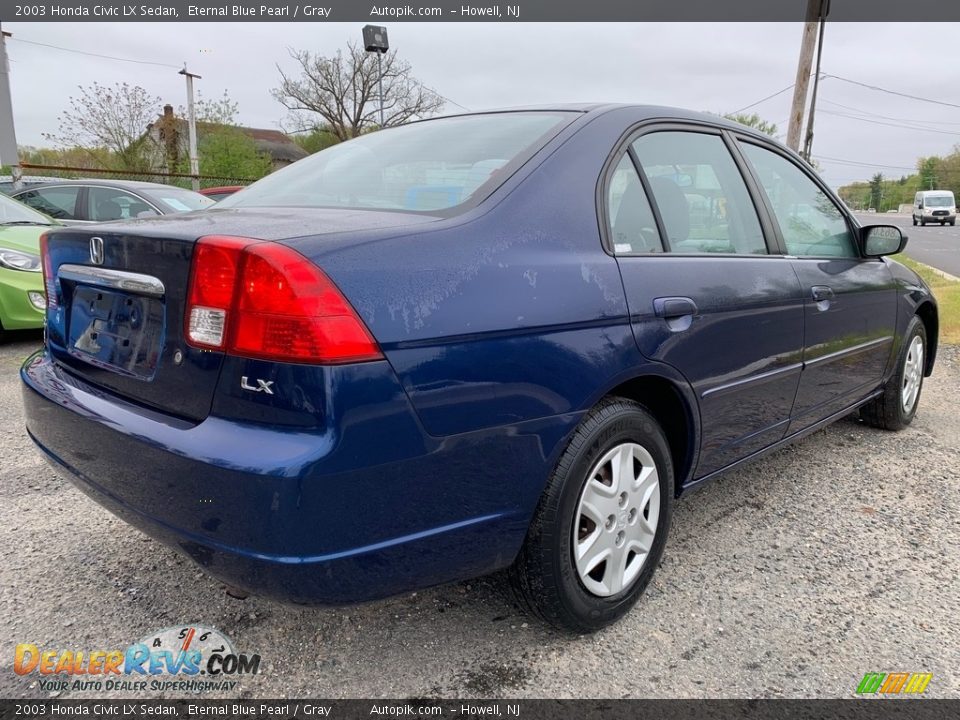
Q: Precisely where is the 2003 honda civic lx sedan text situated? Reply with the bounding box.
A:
[21,105,938,632]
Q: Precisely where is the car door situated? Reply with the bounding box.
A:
[608,126,806,479]
[736,140,898,433]
[13,186,82,221]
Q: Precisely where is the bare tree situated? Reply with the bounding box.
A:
[272,43,444,141]
[178,90,239,125]
[44,82,161,170]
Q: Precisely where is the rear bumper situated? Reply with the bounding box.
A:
[21,351,564,603]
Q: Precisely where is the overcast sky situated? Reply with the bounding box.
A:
[5,21,960,188]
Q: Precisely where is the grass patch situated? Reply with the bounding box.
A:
[898,255,960,345]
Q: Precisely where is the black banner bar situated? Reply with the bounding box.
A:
[4,0,960,22]
[1,700,959,720]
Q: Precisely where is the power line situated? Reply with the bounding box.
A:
[818,108,960,137]
[421,84,470,112]
[728,82,797,115]
[821,73,960,111]
[10,37,181,69]
[814,155,917,172]
[819,97,960,127]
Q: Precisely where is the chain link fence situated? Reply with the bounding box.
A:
[10,163,258,191]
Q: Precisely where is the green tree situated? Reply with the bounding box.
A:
[292,125,341,154]
[869,173,884,210]
[722,112,778,137]
[178,126,271,181]
[918,157,939,190]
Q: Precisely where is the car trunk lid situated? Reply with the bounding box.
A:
[41,208,439,422]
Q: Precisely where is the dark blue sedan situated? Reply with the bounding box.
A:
[21,105,937,632]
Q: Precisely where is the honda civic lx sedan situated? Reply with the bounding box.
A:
[21,105,937,632]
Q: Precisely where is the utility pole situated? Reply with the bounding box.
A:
[801,0,829,162]
[179,64,201,191]
[0,24,21,190]
[786,0,821,153]
[376,51,385,127]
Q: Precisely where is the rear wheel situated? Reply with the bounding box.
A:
[510,398,673,633]
[860,316,927,430]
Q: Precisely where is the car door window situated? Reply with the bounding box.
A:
[87,187,158,221]
[16,187,80,220]
[631,131,767,255]
[606,154,664,254]
[740,143,857,258]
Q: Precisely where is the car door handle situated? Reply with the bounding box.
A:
[811,286,834,301]
[654,296,698,320]
[811,286,834,302]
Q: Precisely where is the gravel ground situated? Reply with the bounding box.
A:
[1,331,958,699]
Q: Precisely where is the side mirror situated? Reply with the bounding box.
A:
[861,224,907,257]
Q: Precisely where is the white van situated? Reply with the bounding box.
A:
[913,190,956,226]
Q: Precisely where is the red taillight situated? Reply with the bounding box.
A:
[39,232,56,309]
[185,235,382,364]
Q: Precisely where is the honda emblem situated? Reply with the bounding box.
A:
[89,236,104,265]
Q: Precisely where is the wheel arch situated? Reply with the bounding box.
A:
[916,300,938,376]
[597,372,700,495]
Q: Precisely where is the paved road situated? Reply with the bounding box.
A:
[856,212,959,277]
[1,332,959,699]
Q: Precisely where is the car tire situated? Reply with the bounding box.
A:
[509,397,673,633]
[860,316,927,431]
[912,217,918,226]
[951,220,956,226]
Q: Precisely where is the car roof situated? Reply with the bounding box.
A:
[426,103,782,143]
[11,178,191,192]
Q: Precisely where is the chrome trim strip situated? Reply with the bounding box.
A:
[701,362,803,399]
[58,264,165,298]
[805,336,893,367]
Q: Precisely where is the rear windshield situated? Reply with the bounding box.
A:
[155,188,216,212]
[925,195,953,207]
[217,112,574,214]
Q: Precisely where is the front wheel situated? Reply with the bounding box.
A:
[913,216,918,226]
[510,398,673,633]
[860,316,927,430]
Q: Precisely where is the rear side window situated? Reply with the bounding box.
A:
[606,154,663,253]
[217,112,573,214]
[740,142,856,258]
[87,187,158,221]
[631,131,767,255]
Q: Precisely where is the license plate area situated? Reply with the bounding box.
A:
[68,286,166,381]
